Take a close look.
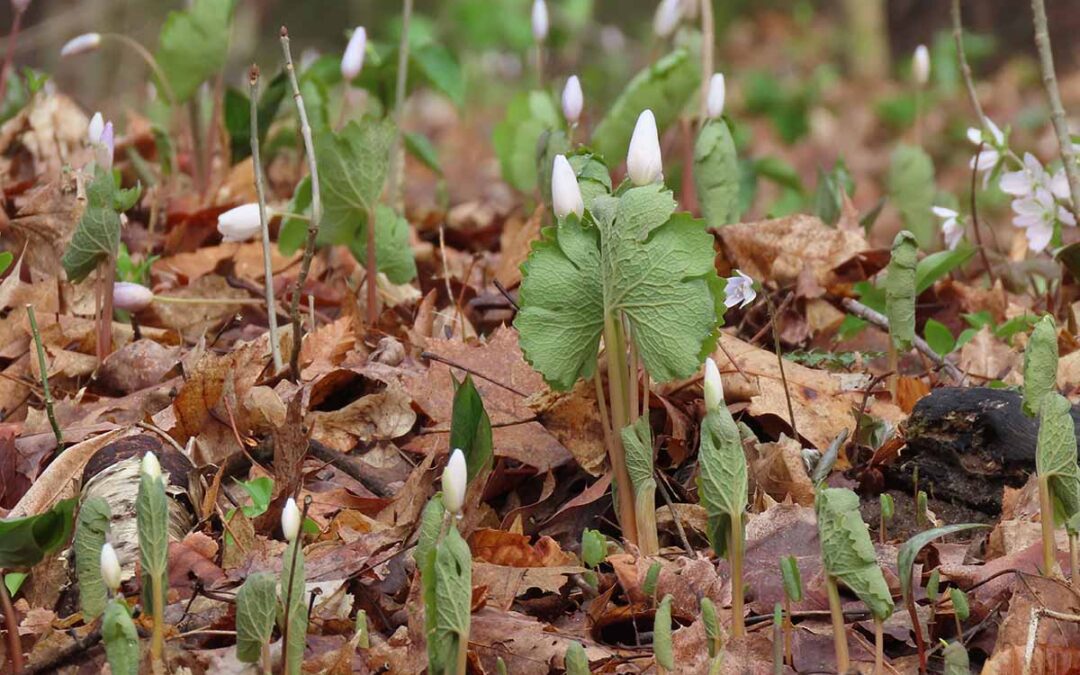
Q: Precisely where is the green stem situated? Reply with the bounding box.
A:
[281,496,311,675]
[783,596,792,666]
[825,575,850,671]
[365,205,379,327]
[729,514,745,639]
[603,312,638,546]
[250,64,282,373]
[1039,475,1058,577]
[874,617,884,675]
[763,293,798,440]
[627,322,639,424]
[150,574,165,664]
[25,305,62,449]
[698,0,715,126]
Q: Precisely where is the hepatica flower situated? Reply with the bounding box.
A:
[562,75,583,125]
[442,448,467,515]
[912,44,930,86]
[967,119,1005,185]
[706,73,726,119]
[531,0,548,42]
[724,270,756,309]
[931,206,964,251]
[60,32,101,58]
[87,112,104,144]
[653,0,683,39]
[1000,152,1070,202]
[1012,187,1075,253]
[340,26,367,81]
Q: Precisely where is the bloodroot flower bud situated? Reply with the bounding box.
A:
[531,0,549,42]
[626,109,662,186]
[653,0,682,39]
[913,44,930,86]
[281,497,301,542]
[87,112,104,145]
[60,33,102,58]
[341,26,367,81]
[442,448,467,515]
[706,73,726,119]
[113,282,154,312]
[216,203,263,243]
[562,75,583,125]
[551,155,584,219]
[97,121,114,170]
[703,357,724,412]
[141,451,161,480]
[100,543,122,592]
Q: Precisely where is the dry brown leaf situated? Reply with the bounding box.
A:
[750,435,815,506]
[469,528,577,567]
[97,339,180,395]
[494,205,542,288]
[472,562,582,610]
[5,179,80,277]
[308,381,415,453]
[528,380,606,476]
[958,326,1021,383]
[469,607,612,675]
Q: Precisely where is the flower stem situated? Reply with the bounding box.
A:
[25,305,62,449]
[874,617,884,675]
[729,516,745,639]
[280,27,323,383]
[250,64,282,373]
[603,312,639,546]
[101,33,177,106]
[1039,474,1059,577]
[698,0,715,127]
[763,293,798,440]
[150,574,165,664]
[281,496,311,675]
[825,574,850,671]
[365,205,379,327]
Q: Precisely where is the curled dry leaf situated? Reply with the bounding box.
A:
[308,380,416,453]
[750,434,816,506]
[469,528,577,567]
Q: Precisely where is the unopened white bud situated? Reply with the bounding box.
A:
[97,121,114,170]
[562,75,583,125]
[87,112,104,145]
[100,543,122,592]
[442,449,468,515]
[706,73,726,119]
[913,44,930,86]
[703,357,724,412]
[551,155,584,219]
[60,33,101,58]
[653,0,682,39]
[531,0,549,42]
[626,109,663,186]
[216,203,263,243]
[281,497,301,542]
[141,451,161,480]
[113,282,154,312]
[341,27,367,81]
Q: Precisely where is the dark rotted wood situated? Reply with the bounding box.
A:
[894,387,1080,515]
[80,435,193,490]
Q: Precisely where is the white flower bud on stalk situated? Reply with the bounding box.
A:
[531,0,549,42]
[341,27,367,81]
[141,451,161,480]
[913,44,930,86]
[281,497,301,542]
[703,357,724,412]
[442,448,468,515]
[653,0,682,39]
[562,75,583,125]
[87,112,104,145]
[216,203,264,243]
[551,155,584,219]
[113,282,154,312]
[100,543,122,592]
[706,73,726,119]
[626,109,663,186]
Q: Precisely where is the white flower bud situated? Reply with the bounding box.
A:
[913,44,930,86]
[626,109,662,186]
[562,75,583,125]
[87,112,104,145]
[141,451,161,480]
[281,497,301,542]
[706,73,726,119]
[551,155,584,219]
[341,27,367,81]
[113,282,154,312]
[442,449,468,515]
[531,0,549,42]
[703,357,724,412]
[217,203,263,243]
[60,33,102,58]
[97,121,114,170]
[653,0,682,39]
[100,543,122,592]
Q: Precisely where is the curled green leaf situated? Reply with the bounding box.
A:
[694,119,740,228]
[428,527,473,674]
[880,493,895,521]
[74,497,112,621]
[926,569,941,602]
[1036,393,1080,534]
[816,487,894,621]
[780,556,803,603]
[581,529,606,569]
[450,374,494,482]
[896,523,989,602]
[653,594,674,670]
[701,597,721,657]
[642,561,662,599]
[136,472,169,615]
[942,640,969,675]
[885,230,918,351]
[281,539,307,675]
[102,598,139,675]
[697,404,747,558]
[235,572,277,663]
[1024,315,1059,417]
[949,587,969,622]
[564,641,589,675]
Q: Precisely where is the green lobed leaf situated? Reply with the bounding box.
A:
[565,641,589,675]
[235,572,277,663]
[924,319,956,357]
[694,118,741,228]
[581,528,606,569]
[1024,315,1059,417]
[411,42,465,107]
[62,167,141,283]
[696,405,747,558]
[1036,393,1080,533]
[590,50,699,165]
[155,0,237,102]
[0,497,76,570]
[815,487,894,620]
[493,91,560,192]
[429,527,472,674]
[449,375,494,483]
[102,598,140,675]
[701,597,721,657]
[516,185,722,390]
[235,477,274,517]
[313,118,395,246]
[224,70,288,164]
[885,230,918,351]
[915,246,976,295]
[896,523,989,602]
[886,144,936,249]
[949,587,969,622]
[136,472,169,615]
[653,594,674,670]
[780,556,803,603]
[942,640,969,675]
[74,497,112,620]
[281,539,307,675]
[621,416,654,495]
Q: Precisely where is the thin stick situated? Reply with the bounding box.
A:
[308,295,316,333]
[654,471,693,555]
[1030,0,1080,220]
[0,572,23,673]
[825,575,850,671]
[950,0,987,126]
[0,7,25,111]
[153,296,265,306]
[1039,475,1059,577]
[249,64,282,373]
[365,206,379,327]
[26,305,62,449]
[421,351,528,397]
[841,298,965,382]
[763,293,798,440]
[698,0,715,126]
[386,0,413,210]
[1024,607,1080,675]
[280,26,323,383]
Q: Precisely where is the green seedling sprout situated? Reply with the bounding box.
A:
[581,528,606,590]
[779,556,802,666]
[137,452,169,666]
[816,487,894,673]
[496,656,508,675]
[949,587,969,637]
[1023,315,1058,417]
[25,305,61,449]
[880,493,895,544]
[235,572,276,673]
[1035,392,1080,580]
[355,610,369,650]
[701,596,721,658]
[772,603,784,675]
[642,560,662,600]
[74,497,112,620]
[927,569,941,640]
[916,490,929,529]
[280,496,309,675]
[885,230,918,400]
[564,640,588,675]
[653,594,673,674]
[623,417,660,554]
[697,357,748,638]
[101,543,138,675]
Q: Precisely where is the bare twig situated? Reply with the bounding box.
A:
[1024,606,1080,675]
[762,293,798,441]
[26,305,62,449]
[654,470,694,556]
[250,64,282,373]
[841,298,965,383]
[1030,0,1080,220]
[386,0,413,210]
[280,26,323,382]
[950,0,987,126]
[420,351,529,397]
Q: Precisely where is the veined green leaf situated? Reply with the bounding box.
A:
[896,523,989,602]
[410,42,465,107]
[224,70,288,164]
[812,159,854,227]
[156,0,237,102]
[942,640,969,675]
[564,641,589,675]
[697,405,747,558]
[516,185,722,390]
[885,230,918,351]
[62,167,141,283]
[235,572,277,663]
[694,118,740,228]
[314,118,395,246]
[654,594,674,670]
[1024,315,1059,417]
[949,587,969,621]
[780,556,803,603]
[924,319,955,357]
[581,529,606,569]
[281,539,307,675]
[405,131,442,175]
[449,375,494,482]
[815,487,894,620]
[1037,393,1080,533]
[493,90,560,192]
[621,417,654,494]
[0,497,76,570]
[136,472,169,615]
[590,50,699,165]
[74,497,112,620]
[701,597,721,657]
[428,527,472,674]
[886,144,936,249]
[102,599,139,675]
